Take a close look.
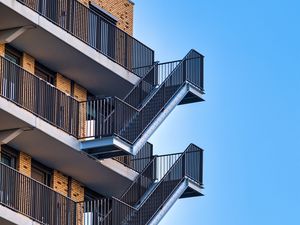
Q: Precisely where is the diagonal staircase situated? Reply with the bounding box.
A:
[81,50,204,157]
[80,144,203,225]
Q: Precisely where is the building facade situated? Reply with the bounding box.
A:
[0,0,204,224]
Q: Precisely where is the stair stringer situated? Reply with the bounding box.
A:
[147,178,202,225]
[131,82,203,155]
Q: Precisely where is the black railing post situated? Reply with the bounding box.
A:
[200,149,204,185]
[96,16,102,51]
[73,202,77,225]
[182,153,186,177]
[183,58,187,82]
[35,79,40,114]
[125,34,128,68]
[200,55,204,90]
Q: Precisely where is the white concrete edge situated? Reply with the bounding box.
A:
[0,96,80,150]
[132,84,191,154]
[148,180,188,225]
[0,204,41,225]
[148,177,203,225]
[100,158,138,180]
[1,0,139,84]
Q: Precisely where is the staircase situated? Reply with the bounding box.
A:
[81,50,204,157]
[80,144,203,225]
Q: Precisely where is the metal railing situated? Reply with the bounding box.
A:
[0,144,203,225]
[0,49,203,145]
[17,0,154,76]
[0,56,80,137]
[82,50,204,143]
[113,142,153,173]
[79,144,203,225]
[0,162,77,225]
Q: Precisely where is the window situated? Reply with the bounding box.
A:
[84,188,104,202]
[3,45,22,101]
[35,62,55,84]
[0,146,17,169]
[31,160,52,186]
[89,3,118,25]
[88,2,117,57]
[5,45,21,65]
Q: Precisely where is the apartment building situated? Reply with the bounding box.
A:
[0,0,205,224]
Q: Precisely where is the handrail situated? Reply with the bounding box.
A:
[123,61,159,104]
[17,0,154,76]
[112,142,153,173]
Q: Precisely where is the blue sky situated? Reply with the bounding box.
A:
[134,1,300,225]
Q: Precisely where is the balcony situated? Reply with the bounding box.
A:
[81,50,204,156]
[0,144,203,225]
[0,49,204,158]
[0,0,154,97]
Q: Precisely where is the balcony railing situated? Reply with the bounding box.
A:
[17,0,154,76]
[0,56,80,137]
[113,142,153,173]
[0,144,203,225]
[0,162,77,225]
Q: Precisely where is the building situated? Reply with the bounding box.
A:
[0,0,205,224]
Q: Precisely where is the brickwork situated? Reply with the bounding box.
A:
[0,44,4,94]
[18,152,31,177]
[52,170,69,197]
[56,73,71,95]
[79,0,134,35]
[70,179,85,225]
[18,152,32,216]
[74,83,87,101]
[74,84,87,137]
[21,53,35,74]
[0,43,5,57]
[70,179,85,202]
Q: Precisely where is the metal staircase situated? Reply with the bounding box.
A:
[81,50,204,157]
[80,144,203,225]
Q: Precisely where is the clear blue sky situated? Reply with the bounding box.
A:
[134,1,300,225]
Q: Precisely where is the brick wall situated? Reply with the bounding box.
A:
[70,179,85,225]
[0,44,4,94]
[70,179,85,202]
[56,73,72,95]
[74,83,87,101]
[74,83,87,137]
[52,170,69,196]
[21,53,35,74]
[79,0,134,35]
[18,152,31,176]
[0,43,4,57]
